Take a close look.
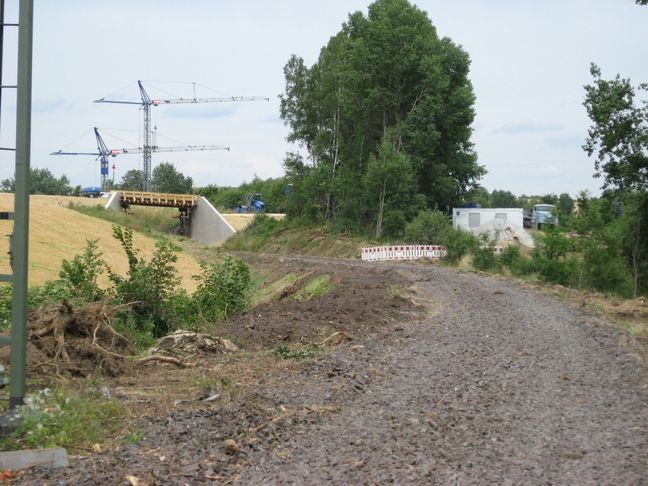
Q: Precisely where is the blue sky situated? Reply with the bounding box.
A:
[0,0,646,196]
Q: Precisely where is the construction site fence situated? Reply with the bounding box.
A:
[360,245,447,262]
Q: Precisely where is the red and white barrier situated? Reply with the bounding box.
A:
[360,244,447,262]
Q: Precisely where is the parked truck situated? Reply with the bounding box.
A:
[81,186,103,198]
[523,204,558,229]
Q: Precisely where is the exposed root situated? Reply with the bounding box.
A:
[28,300,135,377]
[135,355,186,368]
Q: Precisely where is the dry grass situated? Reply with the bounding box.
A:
[0,194,201,291]
[222,213,286,232]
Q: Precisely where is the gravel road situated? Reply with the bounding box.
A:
[22,259,648,485]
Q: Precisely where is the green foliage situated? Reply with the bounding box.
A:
[472,241,501,272]
[531,228,578,286]
[28,280,74,309]
[443,229,480,264]
[123,431,145,444]
[489,189,518,208]
[498,246,532,277]
[403,210,478,263]
[1,388,125,451]
[273,343,320,360]
[109,226,180,336]
[118,169,143,191]
[403,210,452,245]
[192,257,251,323]
[0,285,11,330]
[464,187,491,208]
[224,215,288,252]
[1,167,72,195]
[364,136,419,237]
[293,275,332,301]
[280,0,484,229]
[198,176,289,213]
[151,162,193,194]
[583,64,648,191]
[558,193,575,216]
[59,239,105,301]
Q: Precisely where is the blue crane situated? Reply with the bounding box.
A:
[51,127,229,192]
[94,81,269,191]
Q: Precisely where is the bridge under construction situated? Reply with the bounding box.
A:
[105,191,236,244]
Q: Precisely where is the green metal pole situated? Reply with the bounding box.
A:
[9,0,33,410]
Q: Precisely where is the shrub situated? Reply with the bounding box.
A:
[192,256,251,323]
[403,210,452,245]
[109,226,180,336]
[472,242,501,272]
[59,239,105,301]
[443,228,479,264]
[499,245,534,277]
[531,228,579,286]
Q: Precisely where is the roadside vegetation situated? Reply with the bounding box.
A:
[1,0,646,458]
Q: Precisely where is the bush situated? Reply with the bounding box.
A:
[403,210,452,245]
[109,226,180,337]
[472,243,501,272]
[531,228,579,286]
[59,239,105,302]
[443,228,479,264]
[499,245,534,277]
[192,256,251,323]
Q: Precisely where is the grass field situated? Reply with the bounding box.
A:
[0,194,201,290]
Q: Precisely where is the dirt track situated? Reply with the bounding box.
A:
[20,255,648,484]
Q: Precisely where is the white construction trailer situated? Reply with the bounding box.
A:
[452,208,524,231]
[452,207,535,247]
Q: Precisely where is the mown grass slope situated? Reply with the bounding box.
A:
[0,194,201,290]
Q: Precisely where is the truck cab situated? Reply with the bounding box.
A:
[531,204,558,229]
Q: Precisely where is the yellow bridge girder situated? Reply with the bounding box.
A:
[120,191,198,209]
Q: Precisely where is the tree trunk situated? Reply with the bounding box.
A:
[632,217,641,299]
[375,179,386,239]
[325,91,342,221]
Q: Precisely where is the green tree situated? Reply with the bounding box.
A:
[489,189,518,208]
[280,0,484,228]
[583,64,647,191]
[3,168,72,195]
[363,137,417,237]
[151,163,193,194]
[119,169,143,191]
[31,168,72,195]
[464,186,491,208]
[558,193,574,215]
[583,64,648,296]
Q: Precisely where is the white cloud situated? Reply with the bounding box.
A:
[0,0,645,198]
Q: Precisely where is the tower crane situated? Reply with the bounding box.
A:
[51,127,229,192]
[94,80,269,191]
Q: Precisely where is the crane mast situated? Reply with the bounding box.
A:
[94,80,269,191]
[51,127,229,191]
